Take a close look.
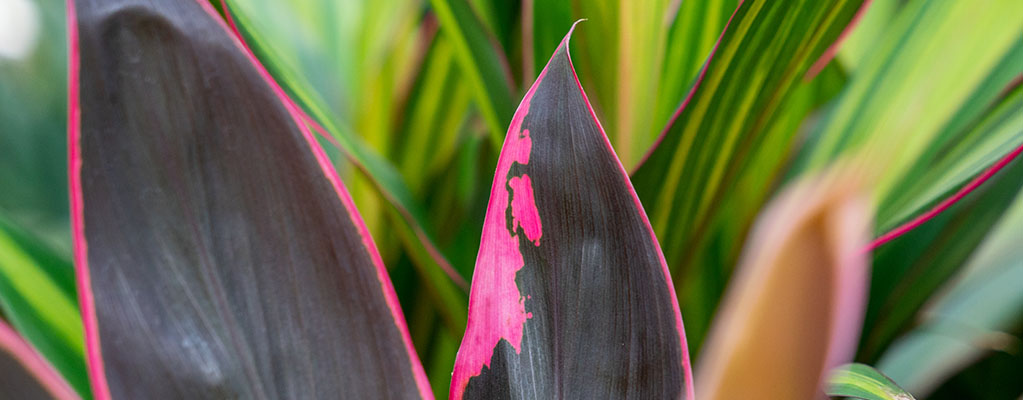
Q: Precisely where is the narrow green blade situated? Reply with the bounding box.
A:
[428,0,516,146]
[877,190,1023,396]
[861,154,1023,362]
[220,0,470,310]
[827,363,916,400]
[0,216,88,398]
[631,0,863,354]
[797,0,1023,197]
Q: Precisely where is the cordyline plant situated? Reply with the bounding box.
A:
[1,0,1020,399]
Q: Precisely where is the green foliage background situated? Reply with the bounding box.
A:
[0,0,1020,398]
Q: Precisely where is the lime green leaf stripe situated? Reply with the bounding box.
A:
[429,0,516,148]
[633,0,864,271]
[877,49,1023,232]
[798,0,1023,193]
[828,363,916,400]
[0,216,89,398]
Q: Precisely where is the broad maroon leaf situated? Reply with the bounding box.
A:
[0,320,78,400]
[68,0,430,398]
[449,23,694,400]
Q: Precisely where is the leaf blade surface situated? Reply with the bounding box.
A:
[450,24,693,399]
[69,0,430,398]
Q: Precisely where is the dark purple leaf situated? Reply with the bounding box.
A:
[67,0,430,398]
[449,23,694,400]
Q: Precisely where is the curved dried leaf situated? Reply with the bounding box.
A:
[450,23,694,400]
[69,0,430,398]
[695,169,871,400]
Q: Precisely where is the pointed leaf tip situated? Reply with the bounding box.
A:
[451,24,693,399]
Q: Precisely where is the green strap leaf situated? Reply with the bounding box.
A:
[0,216,88,398]
[613,0,674,165]
[827,363,916,400]
[220,0,470,323]
[836,0,903,72]
[861,154,1023,362]
[428,0,516,147]
[877,51,1023,232]
[635,0,864,265]
[526,0,573,83]
[653,0,738,149]
[395,35,474,194]
[631,0,864,353]
[876,189,1023,396]
[797,0,1023,195]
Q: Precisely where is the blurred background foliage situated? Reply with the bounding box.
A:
[0,0,1020,398]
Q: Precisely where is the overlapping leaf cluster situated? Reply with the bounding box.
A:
[0,0,1020,398]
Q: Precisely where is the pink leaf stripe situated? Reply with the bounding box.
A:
[216,0,468,291]
[867,143,1023,251]
[804,0,874,80]
[0,320,79,400]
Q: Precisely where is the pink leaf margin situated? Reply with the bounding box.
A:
[632,0,744,173]
[866,143,1023,251]
[0,320,79,400]
[65,1,106,398]
[450,21,695,399]
[804,0,874,81]
[67,1,433,398]
[634,0,872,171]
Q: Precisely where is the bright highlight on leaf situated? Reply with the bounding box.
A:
[450,22,694,399]
[827,363,915,400]
[696,168,871,400]
[68,0,430,398]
